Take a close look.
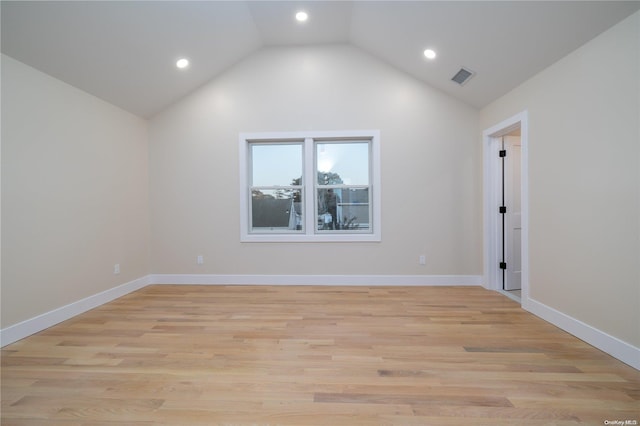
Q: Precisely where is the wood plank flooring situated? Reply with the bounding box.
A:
[2,285,639,425]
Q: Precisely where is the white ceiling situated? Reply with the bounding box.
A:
[2,1,639,118]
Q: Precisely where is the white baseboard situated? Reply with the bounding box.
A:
[148,274,484,286]
[0,275,151,347]
[0,274,480,348]
[523,296,640,370]
[3,273,637,372]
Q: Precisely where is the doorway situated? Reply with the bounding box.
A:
[502,133,522,294]
[482,111,528,305]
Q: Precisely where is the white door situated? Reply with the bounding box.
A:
[504,136,522,290]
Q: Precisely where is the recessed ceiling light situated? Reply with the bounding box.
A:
[423,49,437,60]
[295,11,308,22]
[176,58,189,69]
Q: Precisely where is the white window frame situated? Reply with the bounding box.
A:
[239,130,381,242]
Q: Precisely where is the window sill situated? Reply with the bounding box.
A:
[241,233,381,243]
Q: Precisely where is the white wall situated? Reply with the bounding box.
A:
[1,55,150,328]
[149,45,482,277]
[481,12,640,347]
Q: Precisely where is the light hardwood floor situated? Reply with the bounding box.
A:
[2,285,639,425]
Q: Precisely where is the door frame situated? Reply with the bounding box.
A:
[482,111,529,304]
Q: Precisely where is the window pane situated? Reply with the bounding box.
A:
[317,188,369,231]
[252,189,302,231]
[316,142,369,185]
[251,144,302,187]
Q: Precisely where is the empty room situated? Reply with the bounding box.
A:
[1,1,639,424]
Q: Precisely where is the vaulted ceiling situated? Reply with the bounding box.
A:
[2,1,639,118]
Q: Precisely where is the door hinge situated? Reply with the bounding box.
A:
[499,150,506,157]
[499,262,507,270]
[499,206,507,214]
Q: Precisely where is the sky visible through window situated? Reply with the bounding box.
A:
[251,141,369,187]
[251,144,301,187]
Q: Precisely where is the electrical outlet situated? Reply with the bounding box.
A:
[419,255,426,265]
[114,264,120,274]
[196,255,204,265]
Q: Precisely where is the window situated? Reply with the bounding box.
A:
[239,130,381,242]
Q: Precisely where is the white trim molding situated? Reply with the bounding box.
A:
[0,275,151,347]
[149,274,483,286]
[0,274,480,348]
[239,129,382,243]
[482,111,529,301]
[523,296,640,371]
[3,273,638,372]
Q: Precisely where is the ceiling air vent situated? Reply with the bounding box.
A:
[451,67,475,86]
